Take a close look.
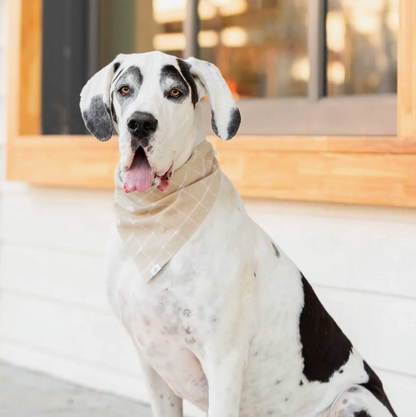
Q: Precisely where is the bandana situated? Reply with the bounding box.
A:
[114,141,221,282]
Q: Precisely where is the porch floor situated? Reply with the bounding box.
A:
[0,361,153,417]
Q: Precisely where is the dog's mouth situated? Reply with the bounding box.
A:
[123,147,173,193]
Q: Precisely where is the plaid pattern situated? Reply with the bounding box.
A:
[114,141,221,282]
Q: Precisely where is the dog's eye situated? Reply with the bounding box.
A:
[169,89,182,98]
[119,86,130,95]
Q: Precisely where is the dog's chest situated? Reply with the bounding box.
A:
[113,260,214,406]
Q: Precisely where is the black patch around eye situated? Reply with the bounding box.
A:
[227,108,241,140]
[116,65,143,90]
[82,95,113,142]
[299,273,353,383]
[177,59,198,107]
[160,64,189,103]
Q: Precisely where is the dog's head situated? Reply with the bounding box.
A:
[80,51,240,193]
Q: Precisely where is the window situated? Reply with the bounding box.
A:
[36,0,397,136]
[7,0,416,207]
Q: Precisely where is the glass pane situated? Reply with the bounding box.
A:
[327,0,398,96]
[99,0,186,67]
[198,0,308,99]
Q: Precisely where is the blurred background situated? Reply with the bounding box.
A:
[0,0,415,416]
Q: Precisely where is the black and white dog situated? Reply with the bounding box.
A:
[80,52,397,417]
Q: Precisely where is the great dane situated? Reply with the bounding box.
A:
[80,51,397,417]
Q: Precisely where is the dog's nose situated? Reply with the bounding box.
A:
[127,112,158,137]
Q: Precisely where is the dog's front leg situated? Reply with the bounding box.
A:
[205,349,246,417]
[138,350,183,417]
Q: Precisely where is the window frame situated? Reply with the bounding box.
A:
[6,0,416,208]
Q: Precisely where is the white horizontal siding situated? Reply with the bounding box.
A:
[0,290,140,376]
[0,243,108,311]
[246,198,416,299]
[0,188,114,252]
[315,287,416,376]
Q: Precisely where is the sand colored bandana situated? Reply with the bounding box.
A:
[114,141,221,282]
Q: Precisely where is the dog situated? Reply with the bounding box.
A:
[80,51,397,417]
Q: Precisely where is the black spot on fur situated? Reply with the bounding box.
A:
[82,95,113,141]
[113,68,124,84]
[354,412,371,417]
[110,91,117,124]
[299,273,353,383]
[177,59,198,107]
[211,110,219,136]
[299,380,303,386]
[339,369,344,374]
[360,361,397,417]
[254,272,257,278]
[227,107,241,140]
[113,62,120,73]
[271,242,280,258]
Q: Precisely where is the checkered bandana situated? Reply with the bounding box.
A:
[114,141,221,282]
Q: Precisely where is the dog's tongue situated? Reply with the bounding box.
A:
[123,148,154,193]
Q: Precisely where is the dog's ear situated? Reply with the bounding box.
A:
[80,55,124,141]
[184,57,241,140]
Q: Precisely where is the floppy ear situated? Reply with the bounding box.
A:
[80,55,124,141]
[185,57,241,140]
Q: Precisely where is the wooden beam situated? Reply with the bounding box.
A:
[398,0,416,137]
[215,145,416,208]
[7,135,416,208]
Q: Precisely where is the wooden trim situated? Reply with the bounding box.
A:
[7,134,416,208]
[19,0,42,135]
[308,0,327,101]
[7,0,416,208]
[204,96,397,136]
[398,0,416,137]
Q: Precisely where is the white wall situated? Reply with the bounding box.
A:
[0,2,415,416]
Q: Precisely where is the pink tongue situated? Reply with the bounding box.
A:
[124,148,154,193]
